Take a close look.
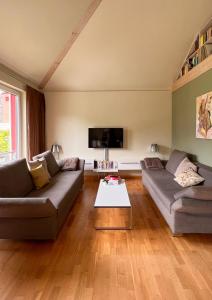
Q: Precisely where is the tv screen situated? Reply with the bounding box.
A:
[88,128,123,148]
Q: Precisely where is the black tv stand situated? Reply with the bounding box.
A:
[104,148,109,161]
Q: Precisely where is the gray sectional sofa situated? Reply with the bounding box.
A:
[142,151,212,235]
[0,152,84,240]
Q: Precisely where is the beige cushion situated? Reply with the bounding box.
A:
[174,169,205,188]
[28,158,51,179]
[30,165,50,189]
[174,157,197,177]
[33,150,60,177]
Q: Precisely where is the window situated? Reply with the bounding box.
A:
[0,85,20,163]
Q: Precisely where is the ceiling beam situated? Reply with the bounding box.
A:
[39,0,102,90]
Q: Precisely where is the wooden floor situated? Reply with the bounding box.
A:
[0,177,212,300]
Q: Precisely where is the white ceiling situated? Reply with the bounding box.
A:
[0,0,211,91]
[46,0,212,91]
[0,0,92,84]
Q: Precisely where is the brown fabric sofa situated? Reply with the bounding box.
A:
[0,153,84,240]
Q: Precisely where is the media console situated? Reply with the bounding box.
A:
[84,160,141,171]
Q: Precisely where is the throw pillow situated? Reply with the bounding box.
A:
[30,165,50,189]
[61,158,79,171]
[144,157,164,169]
[33,150,60,177]
[28,157,51,179]
[166,150,187,175]
[174,169,205,188]
[0,159,34,197]
[174,157,197,177]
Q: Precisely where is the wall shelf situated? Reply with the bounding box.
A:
[173,19,212,92]
[84,159,141,171]
[172,54,212,92]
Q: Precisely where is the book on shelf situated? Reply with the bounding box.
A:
[201,46,207,61]
[179,22,212,79]
[204,44,212,56]
[199,32,208,46]
[207,27,212,40]
[194,38,199,51]
[199,34,204,47]
[199,27,212,47]
[188,54,198,68]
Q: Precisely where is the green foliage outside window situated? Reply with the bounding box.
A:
[0,130,9,153]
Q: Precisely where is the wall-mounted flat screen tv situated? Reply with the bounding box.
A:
[88,128,123,148]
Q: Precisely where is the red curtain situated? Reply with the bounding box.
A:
[26,85,46,159]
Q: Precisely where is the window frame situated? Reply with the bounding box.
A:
[0,83,22,160]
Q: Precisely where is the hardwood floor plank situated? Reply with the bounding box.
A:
[0,177,212,299]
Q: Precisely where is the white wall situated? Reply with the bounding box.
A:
[45,91,172,161]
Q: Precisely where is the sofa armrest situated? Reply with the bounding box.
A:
[140,161,146,170]
[174,186,212,201]
[171,197,212,215]
[0,197,56,218]
[141,159,167,170]
[78,159,85,171]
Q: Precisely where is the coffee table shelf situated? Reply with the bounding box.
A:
[94,179,132,230]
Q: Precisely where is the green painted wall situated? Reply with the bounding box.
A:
[172,69,212,166]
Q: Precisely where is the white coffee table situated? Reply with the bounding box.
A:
[94,179,132,230]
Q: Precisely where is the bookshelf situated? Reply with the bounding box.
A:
[172,55,212,92]
[178,19,212,79]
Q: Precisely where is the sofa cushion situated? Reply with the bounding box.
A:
[166,150,187,175]
[144,157,164,169]
[0,159,34,197]
[30,165,50,189]
[0,197,56,218]
[33,150,60,177]
[28,170,83,209]
[171,197,212,215]
[61,157,79,171]
[143,169,183,211]
[28,158,51,179]
[174,169,205,187]
[196,163,212,187]
[174,157,197,177]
